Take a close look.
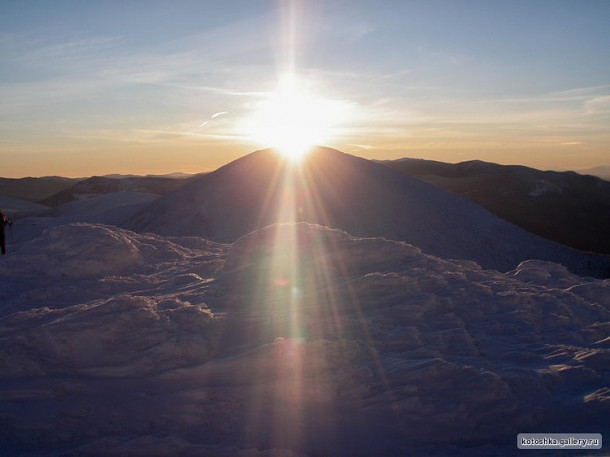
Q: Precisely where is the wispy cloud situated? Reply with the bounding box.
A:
[585,95,610,116]
[199,111,228,128]
[348,143,375,150]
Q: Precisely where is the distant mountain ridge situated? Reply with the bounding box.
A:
[103,172,197,179]
[0,173,198,207]
[0,176,79,203]
[40,175,190,206]
[125,147,610,277]
[578,165,610,180]
[381,157,610,254]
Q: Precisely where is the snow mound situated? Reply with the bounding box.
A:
[2,223,142,278]
[0,296,217,378]
[507,259,583,286]
[0,195,48,214]
[0,222,210,278]
[50,191,159,226]
[0,223,226,322]
[125,147,610,278]
[7,191,159,243]
[1,222,608,456]
[567,281,610,306]
[199,223,610,448]
[221,222,421,285]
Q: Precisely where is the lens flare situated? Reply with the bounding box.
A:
[243,74,345,161]
[230,153,393,448]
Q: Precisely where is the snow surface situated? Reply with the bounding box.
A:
[9,191,158,243]
[1,221,608,456]
[125,147,610,278]
[0,195,48,215]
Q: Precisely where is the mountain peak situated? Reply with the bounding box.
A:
[124,147,610,277]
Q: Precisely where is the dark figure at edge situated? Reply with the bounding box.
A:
[0,209,12,255]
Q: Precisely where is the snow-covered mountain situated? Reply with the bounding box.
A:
[7,191,160,244]
[40,175,189,206]
[0,195,48,215]
[126,147,610,277]
[381,157,610,254]
[1,149,609,455]
[0,222,608,456]
[0,176,78,203]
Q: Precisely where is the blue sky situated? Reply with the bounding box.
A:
[1,0,609,177]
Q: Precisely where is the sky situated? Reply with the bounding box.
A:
[1,0,609,177]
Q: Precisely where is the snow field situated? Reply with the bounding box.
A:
[1,221,607,455]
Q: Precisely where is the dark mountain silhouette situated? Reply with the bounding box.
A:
[380,158,610,254]
[0,176,79,203]
[40,175,190,206]
[125,147,610,277]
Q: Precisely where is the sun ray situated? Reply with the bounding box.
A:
[238,0,395,449]
[240,71,355,162]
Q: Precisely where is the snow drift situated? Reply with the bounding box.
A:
[125,147,610,277]
[8,191,159,245]
[0,222,206,278]
[1,222,608,456]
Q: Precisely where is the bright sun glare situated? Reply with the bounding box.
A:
[245,74,342,161]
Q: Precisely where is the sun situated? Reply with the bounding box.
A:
[244,75,340,161]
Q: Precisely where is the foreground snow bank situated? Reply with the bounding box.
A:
[0,223,226,379]
[0,296,217,377]
[8,223,142,277]
[209,224,610,444]
[0,222,223,279]
[0,222,608,456]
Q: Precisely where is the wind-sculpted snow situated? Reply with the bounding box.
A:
[0,222,608,456]
[8,191,159,244]
[0,195,48,215]
[0,222,223,279]
[0,296,218,378]
[125,147,610,278]
[210,225,609,442]
[0,223,226,316]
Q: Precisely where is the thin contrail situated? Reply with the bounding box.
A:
[199,111,228,128]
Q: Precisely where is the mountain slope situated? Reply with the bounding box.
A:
[382,157,610,254]
[40,175,189,206]
[0,195,48,215]
[0,176,79,203]
[125,147,610,277]
[9,192,160,245]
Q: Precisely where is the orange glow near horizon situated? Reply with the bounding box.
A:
[2,2,610,179]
